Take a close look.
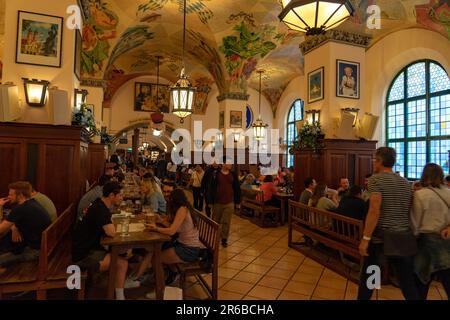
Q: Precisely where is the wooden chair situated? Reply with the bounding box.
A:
[0,204,87,299]
[176,209,221,300]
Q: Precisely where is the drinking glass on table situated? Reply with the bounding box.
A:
[121,217,130,237]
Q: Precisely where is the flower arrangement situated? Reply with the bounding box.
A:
[290,122,325,154]
[72,104,99,137]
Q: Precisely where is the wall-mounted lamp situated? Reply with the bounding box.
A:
[142,142,149,149]
[341,108,360,127]
[74,89,88,110]
[233,131,241,143]
[305,109,321,124]
[22,78,49,107]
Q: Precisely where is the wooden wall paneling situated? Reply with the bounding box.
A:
[327,152,347,189]
[0,140,26,196]
[355,153,374,187]
[87,144,107,185]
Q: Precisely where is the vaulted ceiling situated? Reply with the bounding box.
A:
[78,0,450,113]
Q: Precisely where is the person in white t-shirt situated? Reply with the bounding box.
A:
[190,165,204,212]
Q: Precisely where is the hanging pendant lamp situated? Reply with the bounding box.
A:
[170,0,196,124]
[252,70,268,141]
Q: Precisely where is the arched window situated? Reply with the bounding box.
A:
[386,60,450,179]
[286,99,304,168]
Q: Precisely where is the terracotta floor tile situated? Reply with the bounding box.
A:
[291,272,321,285]
[242,296,261,300]
[278,291,311,300]
[322,268,347,281]
[247,285,281,300]
[274,260,301,271]
[302,258,324,268]
[378,286,405,300]
[427,286,443,300]
[318,277,348,290]
[221,260,249,270]
[220,280,254,295]
[218,290,244,300]
[231,254,257,263]
[312,286,345,300]
[222,246,244,254]
[240,248,264,257]
[284,280,316,296]
[297,264,324,276]
[266,268,296,280]
[233,271,264,284]
[218,267,241,279]
[279,254,305,264]
[438,287,448,300]
[257,275,289,290]
[253,257,278,267]
[243,264,272,275]
[184,284,210,300]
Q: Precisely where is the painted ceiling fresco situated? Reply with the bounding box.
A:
[77,0,450,113]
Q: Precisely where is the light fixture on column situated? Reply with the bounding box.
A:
[233,131,241,143]
[74,88,88,110]
[152,56,164,138]
[279,0,355,36]
[170,0,196,124]
[252,70,268,141]
[341,107,360,127]
[305,109,321,124]
[22,78,50,107]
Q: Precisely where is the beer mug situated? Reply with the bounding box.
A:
[145,213,156,227]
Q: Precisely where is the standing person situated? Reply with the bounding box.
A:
[201,161,220,218]
[411,163,450,300]
[299,177,317,205]
[190,165,204,212]
[72,182,138,300]
[358,147,419,300]
[167,161,177,181]
[208,158,241,247]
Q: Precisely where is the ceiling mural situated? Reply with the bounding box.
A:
[76,0,450,112]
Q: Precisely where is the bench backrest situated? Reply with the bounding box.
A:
[288,200,363,247]
[38,204,75,279]
[192,209,221,253]
[240,187,264,206]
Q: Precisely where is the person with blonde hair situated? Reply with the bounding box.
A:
[141,177,166,214]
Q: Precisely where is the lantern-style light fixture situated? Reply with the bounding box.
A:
[341,107,360,127]
[74,88,89,110]
[252,70,269,141]
[279,0,355,36]
[305,109,321,124]
[170,0,196,123]
[22,78,50,107]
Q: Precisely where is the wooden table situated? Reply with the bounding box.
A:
[101,231,171,300]
[274,193,295,225]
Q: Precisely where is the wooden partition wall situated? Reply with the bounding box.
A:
[0,122,105,214]
[293,139,377,199]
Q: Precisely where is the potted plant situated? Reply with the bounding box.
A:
[290,122,325,155]
[72,104,100,142]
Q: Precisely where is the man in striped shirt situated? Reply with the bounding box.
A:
[357,147,419,300]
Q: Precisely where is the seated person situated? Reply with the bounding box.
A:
[362,174,372,202]
[77,175,112,221]
[309,183,338,227]
[114,165,125,183]
[140,178,167,215]
[337,177,350,200]
[72,181,138,300]
[334,185,367,221]
[0,181,51,272]
[259,175,278,207]
[241,174,256,190]
[31,186,57,222]
[299,177,316,205]
[133,189,203,297]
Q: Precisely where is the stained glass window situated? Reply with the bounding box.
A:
[387,60,450,179]
[286,99,304,168]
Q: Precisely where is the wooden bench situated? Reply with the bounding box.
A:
[240,187,280,228]
[0,204,87,299]
[288,200,364,282]
[176,209,221,300]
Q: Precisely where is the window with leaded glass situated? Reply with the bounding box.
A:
[386,60,450,179]
[286,99,304,168]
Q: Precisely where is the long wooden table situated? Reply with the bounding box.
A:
[274,192,295,225]
[101,231,171,300]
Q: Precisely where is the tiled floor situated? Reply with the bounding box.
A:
[183,214,448,301]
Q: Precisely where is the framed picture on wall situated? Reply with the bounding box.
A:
[219,111,225,129]
[74,28,82,80]
[134,82,170,113]
[336,60,360,99]
[308,67,324,103]
[16,11,64,68]
[230,110,243,128]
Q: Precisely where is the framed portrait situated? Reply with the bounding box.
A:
[16,11,63,68]
[308,67,324,103]
[230,111,243,128]
[134,82,170,113]
[74,28,82,80]
[336,60,360,99]
[219,111,225,129]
